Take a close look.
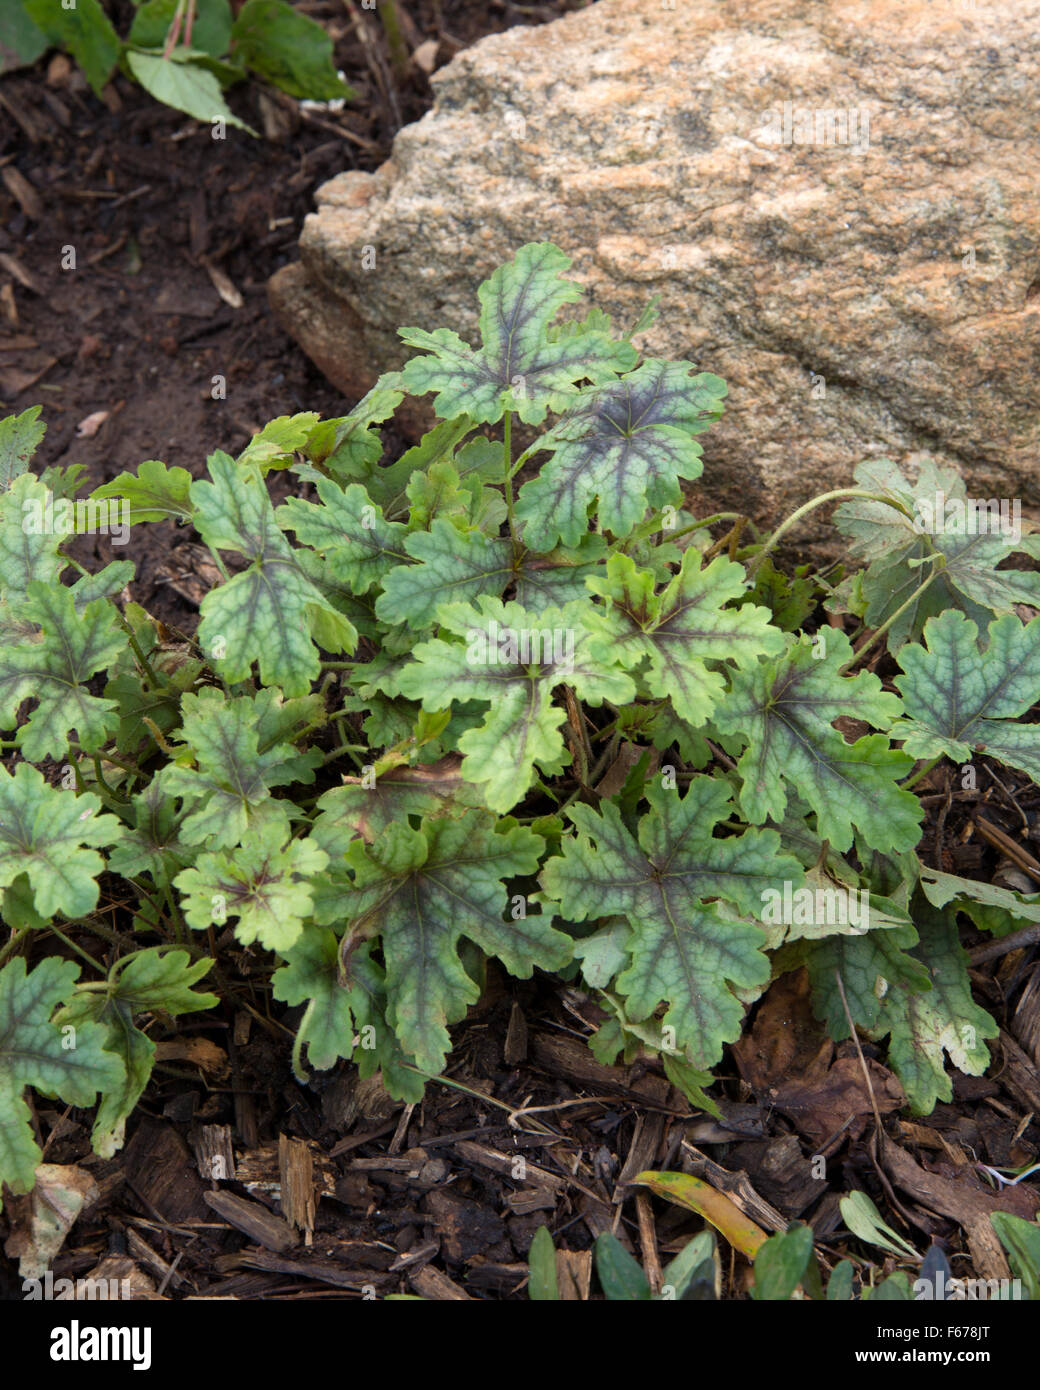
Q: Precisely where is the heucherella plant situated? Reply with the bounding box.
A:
[2,243,1039,1208]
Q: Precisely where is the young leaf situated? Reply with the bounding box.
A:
[174,820,328,951]
[317,403,463,506]
[125,52,252,132]
[585,549,784,725]
[379,596,635,812]
[990,1214,1040,1301]
[0,582,125,760]
[93,459,194,525]
[659,1231,716,1301]
[839,1191,918,1260]
[190,451,357,693]
[712,630,923,854]
[541,779,804,1069]
[399,243,634,427]
[236,413,324,472]
[315,376,408,482]
[0,764,124,920]
[0,958,124,1203]
[0,405,45,490]
[231,0,356,100]
[25,0,119,95]
[107,779,191,883]
[595,1233,652,1300]
[893,610,1040,783]
[277,480,410,596]
[528,1226,560,1301]
[752,1225,814,1301]
[313,813,571,1074]
[160,688,320,849]
[514,360,727,548]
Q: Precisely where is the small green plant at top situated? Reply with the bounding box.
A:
[4,0,355,132]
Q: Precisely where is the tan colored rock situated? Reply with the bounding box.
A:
[269,0,1040,542]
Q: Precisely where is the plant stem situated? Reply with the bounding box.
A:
[661,511,746,545]
[750,489,911,574]
[322,741,368,766]
[502,410,517,542]
[838,559,942,673]
[902,755,942,791]
[377,1,410,79]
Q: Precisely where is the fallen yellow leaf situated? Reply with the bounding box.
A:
[633,1169,769,1258]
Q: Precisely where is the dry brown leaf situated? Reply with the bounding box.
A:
[412,39,439,74]
[154,1036,229,1078]
[3,1165,99,1281]
[75,409,110,438]
[202,260,243,309]
[1,167,43,220]
[0,252,43,294]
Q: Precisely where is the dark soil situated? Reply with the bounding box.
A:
[1,0,1039,1304]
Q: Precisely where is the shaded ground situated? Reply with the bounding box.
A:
[1,0,1039,1302]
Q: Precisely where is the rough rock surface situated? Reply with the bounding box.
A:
[269,0,1040,537]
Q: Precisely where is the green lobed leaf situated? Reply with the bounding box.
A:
[918,866,1040,933]
[271,933,420,1096]
[0,406,45,490]
[0,764,124,920]
[190,451,357,693]
[377,521,606,630]
[399,243,634,427]
[541,778,804,1069]
[712,629,923,854]
[0,957,125,1204]
[585,549,785,725]
[515,360,726,549]
[832,459,1040,648]
[277,480,410,596]
[883,902,997,1113]
[893,610,1040,784]
[107,779,192,883]
[174,818,328,951]
[0,581,125,760]
[314,755,487,844]
[93,459,194,525]
[312,812,571,1075]
[160,687,321,849]
[377,596,636,812]
[0,473,67,604]
[806,924,930,1039]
